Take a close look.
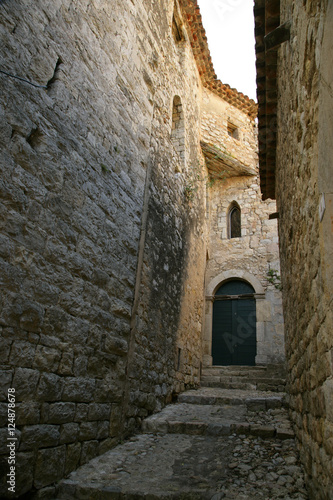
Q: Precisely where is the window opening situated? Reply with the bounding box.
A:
[172,16,183,42]
[171,95,185,170]
[227,121,239,140]
[228,203,241,238]
[177,348,181,370]
[172,2,185,43]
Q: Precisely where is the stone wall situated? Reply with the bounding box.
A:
[0,0,207,495]
[276,1,333,497]
[201,90,284,367]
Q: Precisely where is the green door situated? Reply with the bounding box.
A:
[212,280,256,366]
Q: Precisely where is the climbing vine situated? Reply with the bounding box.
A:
[266,268,282,290]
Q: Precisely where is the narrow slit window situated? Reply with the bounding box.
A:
[172,16,183,42]
[172,2,185,43]
[171,95,185,170]
[228,204,241,238]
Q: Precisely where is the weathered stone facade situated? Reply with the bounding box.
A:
[201,89,284,368]
[255,0,333,498]
[0,0,283,497]
[0,1,209,495]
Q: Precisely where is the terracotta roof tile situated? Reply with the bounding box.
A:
[180,0,258,119]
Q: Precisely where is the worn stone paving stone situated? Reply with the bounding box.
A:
[178,387,286,409]
[56,432,308,499]
[142,401,294,439]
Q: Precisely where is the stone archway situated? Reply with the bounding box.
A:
[203,270,267,367]
[212,279,257,366]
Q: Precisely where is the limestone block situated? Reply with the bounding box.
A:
[104,334,128,356]
[0,403,7,427]
[257,300,272,322]
[75,404,89,423]
[323,379,333,423]
[33,345,61,372]
[323,422,333,455]
[36,373,64,402]
[34,445,66,489]
[78,421,98,441]
[95,378,123,403]
[12,368,39,400]
[0,370,13,400]
[19,301,45,333]
[60,423,79,444]
[88,403,111,421]
[20,424,60,451]
[41,402,76,424]
[0,336,11,364]
[65,442,81,476]
[97,421,109,440]
[16,402,40,426]
[62,377,96,402]
[58,350,74,376]
[256,322,265,342]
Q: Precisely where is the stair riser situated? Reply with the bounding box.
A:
[177,395,286,410]
[200,381,285,392]
[142,420,294,440]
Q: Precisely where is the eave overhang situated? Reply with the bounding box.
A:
[201,141,257,179]
[254,0,290,200]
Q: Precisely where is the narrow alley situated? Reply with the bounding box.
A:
[57,367,308,499]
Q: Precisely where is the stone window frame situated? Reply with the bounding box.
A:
[171,95,186,172]
[227,120,240,140]
[227,201,241,239]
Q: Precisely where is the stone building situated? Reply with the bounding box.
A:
[200,88,284,369]
[255,0,333,498]
[0,0,283,496]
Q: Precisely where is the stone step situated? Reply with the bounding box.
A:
[177,387,287,410]
[200,365,286,392]
[202,366,268,376]
[56,383,306,500]
[141,401,294,440]
[57,431,306,500]
[200,378,286,392]
[202,365,286,380]
[201,376,256,390]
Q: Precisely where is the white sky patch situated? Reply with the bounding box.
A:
[197,0,257,102]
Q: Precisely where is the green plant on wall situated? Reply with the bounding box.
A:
[266,268,282,290]
[100,163,111,173]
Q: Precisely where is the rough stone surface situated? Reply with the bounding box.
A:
[58,433,307,500]
[56,381,307,500]
[0,0,209,495]
[0,0,285,497]
[272,1,333,498]
[201,89,284,367]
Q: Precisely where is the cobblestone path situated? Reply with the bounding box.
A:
[56,368,308,499]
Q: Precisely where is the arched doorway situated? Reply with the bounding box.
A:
[212,279,256,366]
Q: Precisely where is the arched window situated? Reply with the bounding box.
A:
[171,95,185,170]
[228,203,241,238]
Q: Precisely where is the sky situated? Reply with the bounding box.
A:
[197,0,257,102]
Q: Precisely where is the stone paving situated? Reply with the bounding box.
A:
[56,386,308,499]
